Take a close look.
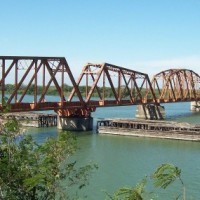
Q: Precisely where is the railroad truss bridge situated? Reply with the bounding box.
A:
[0,56,200,130]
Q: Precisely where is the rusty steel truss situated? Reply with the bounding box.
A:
[68,62,157,107]
[149,69,200,103]
[0,56,88,116]
[1,56,200,117]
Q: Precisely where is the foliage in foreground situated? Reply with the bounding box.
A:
[0,118,97,200]
[107,163,186,200]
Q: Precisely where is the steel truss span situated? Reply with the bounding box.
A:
[149,69,200,103]
[0,56,200,117]
[0,56,86,116]
[68,62,157,106]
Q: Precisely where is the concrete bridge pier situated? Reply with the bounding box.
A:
[136,104,165,120]
[191,101,200,111]
[57,116,93,131]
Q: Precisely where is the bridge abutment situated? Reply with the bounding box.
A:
[135,104,165,120]
[57,116,93,131]
[191,101,200,111]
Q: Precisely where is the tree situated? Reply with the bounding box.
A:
[107,163,186,200]
[106,178,148,200]
[0,117,97,199]
[152,163,185,200]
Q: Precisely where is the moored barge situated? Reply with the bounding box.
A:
[97,119,200,141]
[0,112,57,128]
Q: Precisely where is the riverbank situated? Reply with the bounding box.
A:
[97,119,200,141]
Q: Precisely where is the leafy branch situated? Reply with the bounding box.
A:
[107,163,186,200]
[0,117,97,200]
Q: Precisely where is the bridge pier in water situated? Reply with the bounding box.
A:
[136,104,165,120]
[57,116,93,131]
[191,101,200,111]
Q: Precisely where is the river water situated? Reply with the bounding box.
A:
[29,102,200,199]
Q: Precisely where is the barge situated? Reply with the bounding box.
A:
[97,119,200,141]
[0,112,57,127]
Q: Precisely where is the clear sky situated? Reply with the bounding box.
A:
[1,0,200,78]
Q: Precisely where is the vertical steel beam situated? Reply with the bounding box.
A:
[38,60,62,103]
[169,78,176,100]
[118,71,122,102]
[177,72,184,99]
[34,59,38,103]
[183,71,189,98]
[131,77,133,97]
[15,59,18,103]
[1,59,5,102]
[0,60,15,85]
[103,71,105,101]
[104,67,118,102]
[18,61,43,103]
[121,70,133,102]
[7,60,35,104]
[131,76,143,101]
[61,63,64,106]
[190,71,197,99]
[89,72,102,100]
[86,64,105,103]
[145,76,158,104]
[86,68,88,98]
[42,62,46,102]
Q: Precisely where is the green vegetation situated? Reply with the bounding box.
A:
[0,100,188,199]
[3,84,124,98]
[0,116,188,199]
[4,84,156,99]
[4,84,73,96]
[0,117,97,199]
[107,163,186,200]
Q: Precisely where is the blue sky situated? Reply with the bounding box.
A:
[1,0,200,78]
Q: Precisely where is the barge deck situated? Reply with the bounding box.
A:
[0,112,57,127]
[97,119,200,141]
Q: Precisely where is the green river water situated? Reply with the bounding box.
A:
[29,102,200,199]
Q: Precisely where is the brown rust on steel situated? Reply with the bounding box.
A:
[120,70,133,102]
[104,66,119,102]
[72,62,156,105]
[85,63,106,103]
[0,56,86,115]
[34,60,38,104]
[7,60,35,104]
[1,56,200,117]
[18,61,43,103]
[150,68,200,103]
[67,63,88,102]
[15,60,18,103]
[0,60,15,85]
[37,60,61,104]
[44,60,65,102]
[63,58,85,105]
[88,67,103,100]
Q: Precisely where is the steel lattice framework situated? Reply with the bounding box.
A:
[0,56,86,116]
[68,62,157,106]
[1,56,200,117]
[150,69,200,103]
